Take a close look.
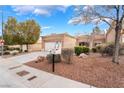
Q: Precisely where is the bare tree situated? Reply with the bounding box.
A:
[69,5,124,64]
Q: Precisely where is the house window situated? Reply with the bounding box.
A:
[94,42,101,46]
[79,42,89,47]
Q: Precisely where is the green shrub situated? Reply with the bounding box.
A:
[46,54,61,63]
[61,48,74,64]
[75,46,89,56]
[74,46,82,56]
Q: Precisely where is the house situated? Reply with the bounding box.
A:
[106,28,124,43]
[76,30,106,49]
[28,37,42,52]
[106,21,124,43]
[42,33,76,52]
[8,37,42,52]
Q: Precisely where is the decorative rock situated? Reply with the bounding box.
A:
[79,53,88,58]
[35,56,45,63]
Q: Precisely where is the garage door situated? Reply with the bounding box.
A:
[45,42,62,54]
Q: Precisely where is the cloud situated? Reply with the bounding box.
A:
[68,17,82,25]
[33,8,50,16]
[42,26,52,30]
[11,5,69,16]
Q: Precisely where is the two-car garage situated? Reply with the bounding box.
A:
[44,42,62,53]
[42,33,76,52]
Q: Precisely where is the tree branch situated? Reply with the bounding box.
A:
[101,19,112,28]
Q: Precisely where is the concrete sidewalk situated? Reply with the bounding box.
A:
[0,52,95,88]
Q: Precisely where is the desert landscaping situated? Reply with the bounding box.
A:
[25,53,124,88]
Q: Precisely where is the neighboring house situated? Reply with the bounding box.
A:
[8,37,42,52]
[106,28,124,44]
[106,20,124,44]
[76,32,106,49]
[76,35,90,47]
[42,33,76,52]
[28,37,42,52]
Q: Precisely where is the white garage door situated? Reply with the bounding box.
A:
[45,42,62,54]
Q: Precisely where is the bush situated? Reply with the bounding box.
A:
[10,50,19,56]
[101,44,114,56]
[4,51,10,55]
[92,48,97,53]
[24,50,28,52]
[96,45,102,52]
[3,46,9,51]
[119,48,124,55]
[61,48,74,64]
[75,46,89,56]
[46,54,61,63]
[8,47,15,51]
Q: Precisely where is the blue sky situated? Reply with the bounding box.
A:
[0,5,109,36]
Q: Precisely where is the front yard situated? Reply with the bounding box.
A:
[25,53,124,88]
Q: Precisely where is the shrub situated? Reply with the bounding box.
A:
[96,45,102,52]
[92,48,97,53]
[61,48,74,64]
[46,54,61,63]
[101,44,114,56]
[8,47,15,51]
[75,46,89,56]
[24,50,28,52]
[15,47,20,51]
[10,50,19,56]
[119,48,124,55]
[3,46,9,51]
[4,51,10,55]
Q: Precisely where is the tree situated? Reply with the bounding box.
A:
[19,19,40,52]
[3,17,41,52]
[3,17,18,45]
[69,5,124,64]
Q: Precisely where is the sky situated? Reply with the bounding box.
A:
[0,5,109,36]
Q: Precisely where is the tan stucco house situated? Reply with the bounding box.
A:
[106,28,124,44]
[42,33,76,51]
[28,37,42,51]
[8,37,42,52]
[106,20,124,43]
[76,32,106,49]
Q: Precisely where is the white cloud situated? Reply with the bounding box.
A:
[42,26,52,30]
[68,17,82,25]
[33,8,50,16]
[11,5,69,16]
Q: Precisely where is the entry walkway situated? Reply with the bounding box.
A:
[0,52,95,88]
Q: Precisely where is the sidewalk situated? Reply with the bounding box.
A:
[0,52,95,88]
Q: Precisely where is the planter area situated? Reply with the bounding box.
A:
[25,53,124,88]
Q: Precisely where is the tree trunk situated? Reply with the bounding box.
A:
[112,23,121,64]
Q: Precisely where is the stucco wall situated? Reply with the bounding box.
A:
[42,34,76,49]
[106,29,124,43]
[63,35,76,49]
[106,29,115,43]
